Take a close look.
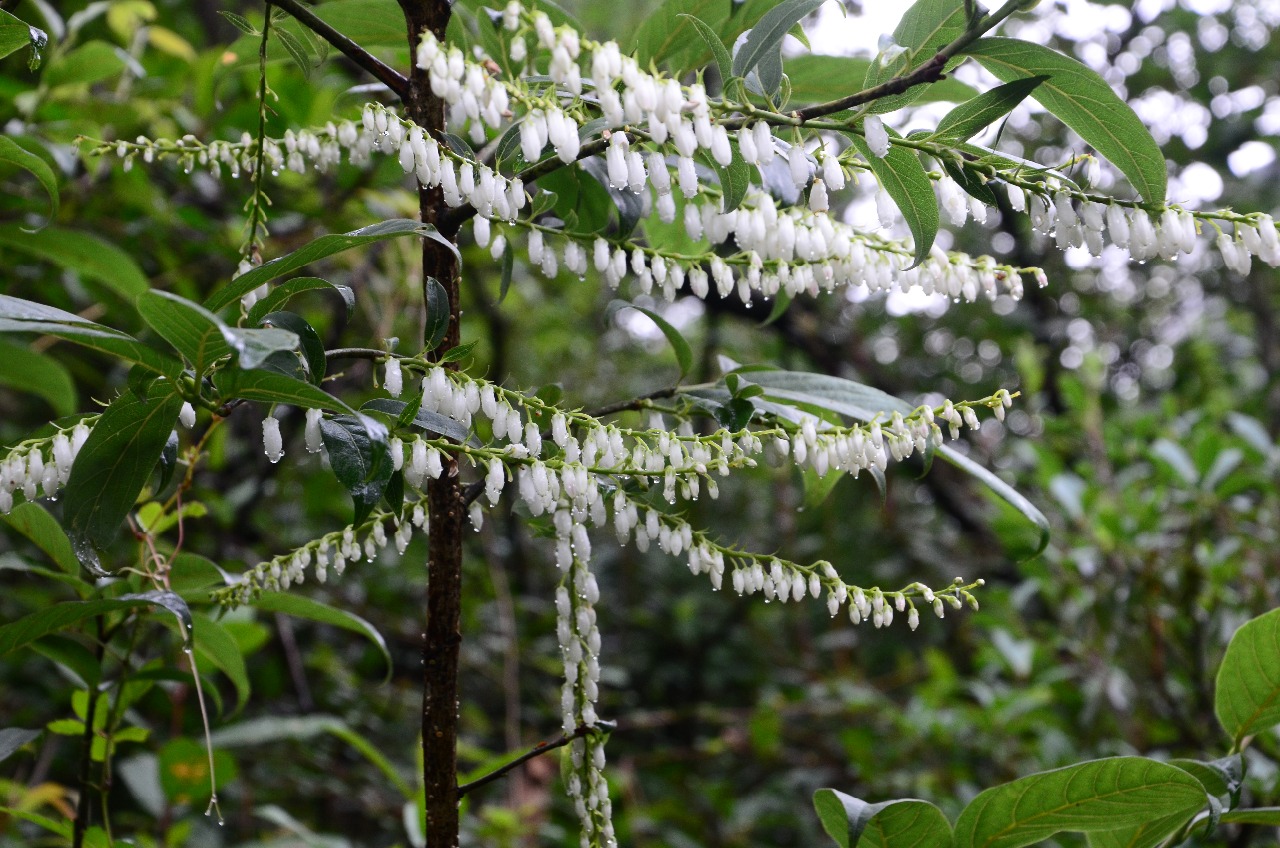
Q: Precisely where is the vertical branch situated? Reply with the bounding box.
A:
[397,1,463,846]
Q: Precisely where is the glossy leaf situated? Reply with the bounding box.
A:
[136,290,231,376]
[0,594,185,655]
[64,384,184,570]
[424,276,451,352]
[204,220,452,311]
[0,224,147,301]
[932,76,1047,144]
[681,13,733,82]
[953,757,1208,848]
[847,129,938,267]
[258,311,322,381]
[633,0,731,71]
[252,592,392,680]
[863,0,968,114]
[1086,811,1198,848]
[814,789,952,848]
[0,316,180,376]
[246,276,354,325]
[731,0,827,95]
[0,728,42,764]
[0,136,58,225]
[1220,808,1280,825]
[965,38,1167,202]
[361,398,470,442]
[1215,607,1280,745]
[320,415,394,524]
[0,338,75,415]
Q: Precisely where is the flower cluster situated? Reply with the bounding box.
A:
[0,421,93,514]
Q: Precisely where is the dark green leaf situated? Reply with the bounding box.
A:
[965,37,1167,202]
[708,138,751,213]
[633,0,730,71]
[0,338,75,415]
[424,276,451,352]
[611,302,693,380]
[258,312,322,381]
[1220,809,1280,826]
[1215,607,1280,745]
[1169,756,1242,800]
[537,166,614,236]
[273,26,315,78]
[31,635,101,687]
[580,157,644,237]
[204,220,451,312]
[846,128,938,267]
[933,76,1047,144]
[218,11,257,35]
[731,0,826,91]
[1087,811,1198,848]
[247,277,354,325]
[0,8,47,68]
[320,415,394,524]
[361,398,470,442]
[252,592,392,680]
[941,157,998,206]
[0,317,182,377]
[64,384,183,571]
[0,224,148,301]
[439,340,479,364]
[953,757,1208,848]
[0,136,58,225]
[681,13,733,82]
[136,290,231,376]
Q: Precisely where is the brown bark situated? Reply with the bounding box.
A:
[398,1,464,845]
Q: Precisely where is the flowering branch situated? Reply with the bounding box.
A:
[266,0,409,99]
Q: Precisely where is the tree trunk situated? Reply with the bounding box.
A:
[397,1,464,845]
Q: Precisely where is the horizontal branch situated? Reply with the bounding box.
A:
[457,723,603,798]
[267,0,408,100]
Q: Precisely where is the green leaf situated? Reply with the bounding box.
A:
[218,11,257,35]
[0,502,81,578]
[814,789,953,848]
[43,41,126,88]
[157,738,237,806]
[251,592,392,681]
[191,612,250,714]
[610,301,693,380]
[953,757,1208,848]
[537,165,615,236]
[964,37,1167,202]
[320,415,394,524]
[246,277,354,325]
[0,338,75,416]
[1215,607,1280,745]
[633,0,731,71]
[136,290,231,376]
[1220,808,1280,826]
[203,220,452,312]
[731,0,827,93]
[0,225,148,301]
[0,136,58,225]
[0,728,42,764]
[31,634,102,687]
[209,714,412,799]
[717,369,1050,554]
[846,128,938,268]
[0,9,48,68]
[1086,811,1197,848]
[862,0,968,114]
[680,13,733,82]
[424,276,451,352]
[707,139,751,214]
[361,398,470,442]
[0,594,185,656]
[1169,756,1242,800]
[0,316,180,377]
[785,54,977,106]
[932,76,1047,144]
[258,311,322,381]
[273,25,316,78]
[64,384,183,571]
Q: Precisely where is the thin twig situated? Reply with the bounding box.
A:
[267,0,409,99]
[457,724,602,798]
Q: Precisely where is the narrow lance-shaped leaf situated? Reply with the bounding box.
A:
[204,219,457,311]
[731,0,827,91]
[251,592,393,681]
[632,0,730,71]
[0,225,148,301]
[932,76,1047,144]
[952,757,1208,848]
[1215,607,1280,746]
[846,129,938,268]
[0,592,189,656]
[680,13,733,82]
[423,276,451,352]
[964,37,1167,202]
[63,384,185,573]
[864,0,968,114]
[609,301,693,380]
[0,339,76,416]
